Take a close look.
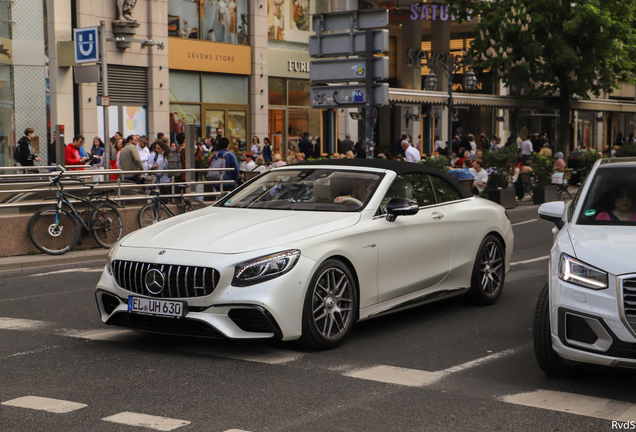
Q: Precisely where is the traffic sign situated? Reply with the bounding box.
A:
[310,57,389,84]
[74,27,99,64]
[97,95,111,107]
[311,83,389,109]
[309,29,389,58]
[312,9,389,32]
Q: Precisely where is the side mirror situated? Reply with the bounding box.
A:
[538,201,565,229]
[386,198,419,222]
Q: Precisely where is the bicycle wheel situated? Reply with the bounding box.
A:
[138,202,171,228]
[28,206,81,255]
[90,202,124,248]
[183,198,207,213]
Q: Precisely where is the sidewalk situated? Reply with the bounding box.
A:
[0,249,108,272]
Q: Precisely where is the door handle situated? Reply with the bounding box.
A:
[432,212,444,220]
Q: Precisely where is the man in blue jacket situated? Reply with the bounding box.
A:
[214,137,240,190]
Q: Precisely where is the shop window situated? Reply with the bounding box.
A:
[169,0,249,45]
[268,109,285,155]
[169,70,201,102]
[123,106,147,137]
[227,110,247,149]
[269,77,285,105]
[287,79,310,106]
[205,109,225,138]
[170,104,201,142]
[202,73,248,104]
[168,0,199,39]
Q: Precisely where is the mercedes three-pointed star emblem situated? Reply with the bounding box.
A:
[145,269,165,295]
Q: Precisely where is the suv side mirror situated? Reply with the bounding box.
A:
[386,198,419,222]
[538,201,565,229]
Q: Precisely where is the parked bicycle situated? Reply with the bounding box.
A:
[28,166,124,255]
[137,184,206,228]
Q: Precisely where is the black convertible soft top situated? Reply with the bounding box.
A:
[296,158,473,199]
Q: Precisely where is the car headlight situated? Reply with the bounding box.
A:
[106,244,116,275]
[558,253,608,290]
[233,250,301,287]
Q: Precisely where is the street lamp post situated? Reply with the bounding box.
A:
[422,52,477,157]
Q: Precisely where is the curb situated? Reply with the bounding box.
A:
[0,249,109,272]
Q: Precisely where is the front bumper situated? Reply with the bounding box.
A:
[95,247,317,341]
[550,275,636,368]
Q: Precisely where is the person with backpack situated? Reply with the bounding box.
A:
[207,137,240,190]
[15,127,41,173]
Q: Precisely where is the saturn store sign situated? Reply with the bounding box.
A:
[168,38,251,75]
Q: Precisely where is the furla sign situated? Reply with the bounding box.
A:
[269,48,312,78]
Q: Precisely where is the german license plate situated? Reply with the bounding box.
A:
[127,296,185,319]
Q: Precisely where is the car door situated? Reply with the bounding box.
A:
[373,173,455,302]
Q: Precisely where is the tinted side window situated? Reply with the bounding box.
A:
[429,175,462,203]
[380,173,436,208]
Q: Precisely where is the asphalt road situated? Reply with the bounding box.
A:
[1,202,634,432]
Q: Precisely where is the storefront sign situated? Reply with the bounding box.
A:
[168,38,251,75]
[409,4,468,21]
[269,48,311,79]
[0,38,12,65]
[288,61,310,73]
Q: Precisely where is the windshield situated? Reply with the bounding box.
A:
[216,169,383,211]
[577,167,636,226]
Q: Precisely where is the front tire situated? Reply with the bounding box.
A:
[467,234,505,305]
[90,202,124,248]
[28,206,81,255]
[534,283,569,377]
[298,259,358,350]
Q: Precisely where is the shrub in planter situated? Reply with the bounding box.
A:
[419,156,450,172]
[530,152,558,204]
[481,146,518,190]
[616,144,636,157]
[578,149,606,180]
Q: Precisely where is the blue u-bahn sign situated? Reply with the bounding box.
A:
[74,27,99,64]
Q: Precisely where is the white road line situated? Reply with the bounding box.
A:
[30,268,103,277]
[102,412,190,431]
[1,396,87,413]
[501,390,636,422]
[442,349,517,374]
[0,317,48,331]
[179,345,304,365]
[510,255,550,266]
[343,366,445,387]
[344,348,518,387]
[511,219,538,227]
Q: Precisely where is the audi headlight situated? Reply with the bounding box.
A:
[233,250,301,287]
[558,254,608,290]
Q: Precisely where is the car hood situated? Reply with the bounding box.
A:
[568,225,636,276]
[120,207,361,254]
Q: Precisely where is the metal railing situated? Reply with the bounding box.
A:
[0,165,236,210]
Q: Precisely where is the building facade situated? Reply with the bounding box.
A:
[2,0,636,168]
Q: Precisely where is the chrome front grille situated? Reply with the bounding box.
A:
[111,260,220,299]
[622,277,636,333]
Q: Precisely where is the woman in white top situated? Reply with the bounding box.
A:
[251,136,261,157]
[154,143,172,186]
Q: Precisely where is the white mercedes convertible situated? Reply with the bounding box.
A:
[95,159,513,349]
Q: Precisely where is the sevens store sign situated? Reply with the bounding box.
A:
[74,27,99,64]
